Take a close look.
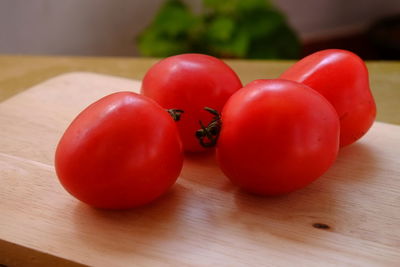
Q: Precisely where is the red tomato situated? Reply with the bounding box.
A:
[280,49,376,147]
[141,53,242,152]
[55,92,183,209]
[216,79,340,195]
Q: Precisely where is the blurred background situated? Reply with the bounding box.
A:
[1,0,400,59]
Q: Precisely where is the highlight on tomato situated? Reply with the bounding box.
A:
[55,92,184,209]
[141,53,243,152]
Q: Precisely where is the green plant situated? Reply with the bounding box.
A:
[137,0,300,59]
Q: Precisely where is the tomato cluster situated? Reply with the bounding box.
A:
[55,50,376,209]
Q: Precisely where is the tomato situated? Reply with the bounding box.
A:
[280,49,376,147]
[216,79,340,195]
[141,53,243,152]
[55,92,183,209]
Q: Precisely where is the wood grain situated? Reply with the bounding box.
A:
[0,72,399,266]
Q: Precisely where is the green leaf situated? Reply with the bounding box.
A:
[203,0,238,14]
[247,23,300,59]
[137,30,190,57]
[205,16,235,42]
[137,0,198,57]
[152,0,197,37]
[136,0,300,59]
[204,0,272,15]
[237,0,272,12]
[205,30,250,58]
[239,9,285,38]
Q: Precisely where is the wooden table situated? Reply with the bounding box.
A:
[0,55,399,125]
[0,55,399,266]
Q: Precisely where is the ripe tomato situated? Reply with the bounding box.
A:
[280,49,376,147]
[141,53,242,152]
[216,79,340,195]
[55,92,183,209]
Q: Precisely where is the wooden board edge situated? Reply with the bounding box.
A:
[0,239,87,267]
[0,71,140,104]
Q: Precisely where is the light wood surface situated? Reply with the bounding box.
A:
[1,72,400,266]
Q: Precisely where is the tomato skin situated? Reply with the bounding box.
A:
[55,92,183,209]
[280,49,376,147]
[141,53,242,152]
[216,79,340,195]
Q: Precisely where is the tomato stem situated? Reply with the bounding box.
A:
[195,107,221,148]
[167,109,184,121]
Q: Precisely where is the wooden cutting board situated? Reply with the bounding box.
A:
[0,72,399,267]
